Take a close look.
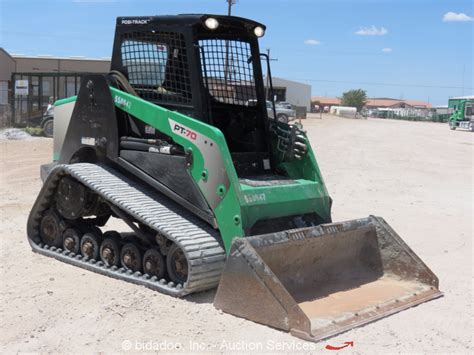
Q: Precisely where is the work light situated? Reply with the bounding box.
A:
[204,18,219,30]
[254,26,265,37]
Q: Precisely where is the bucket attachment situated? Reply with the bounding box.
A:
[214,216,441,342]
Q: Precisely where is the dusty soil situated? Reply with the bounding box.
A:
[0,115,472,353]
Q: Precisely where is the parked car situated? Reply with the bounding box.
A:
[268,101,296,123]
[41,105,54,138]
[246,99,296,123]
[276,101,293,110]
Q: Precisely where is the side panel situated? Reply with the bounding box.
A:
[110,87,244,251]
[53,97,76,161]
[120,150,210,212]
[59,76,119,164]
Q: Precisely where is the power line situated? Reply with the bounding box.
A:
[293,78,473,90]
[3,31,111,42]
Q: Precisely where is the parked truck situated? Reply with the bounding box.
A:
[448,96,474,131]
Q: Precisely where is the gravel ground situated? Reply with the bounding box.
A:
[0,128,33,141]
[0,115,472,353]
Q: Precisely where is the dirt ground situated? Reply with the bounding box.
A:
[0,115,472,353]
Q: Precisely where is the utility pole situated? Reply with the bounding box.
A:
[227,0,237,16]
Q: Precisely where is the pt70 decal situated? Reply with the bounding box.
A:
[173,122,197,140]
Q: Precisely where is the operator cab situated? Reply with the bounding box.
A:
[110,15,275,177]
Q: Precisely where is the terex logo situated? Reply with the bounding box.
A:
[173,123,197,140]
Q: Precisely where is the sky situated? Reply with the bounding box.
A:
[0,0,472,105]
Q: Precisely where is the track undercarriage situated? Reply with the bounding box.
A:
[27,163,226,296]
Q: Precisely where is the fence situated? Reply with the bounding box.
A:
[389,114,450,123]
[366,108,449,123]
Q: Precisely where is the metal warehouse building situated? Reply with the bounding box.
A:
[270,77,311,111]
[0,48,109,125]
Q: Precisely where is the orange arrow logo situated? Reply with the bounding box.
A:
[325,341,354,350]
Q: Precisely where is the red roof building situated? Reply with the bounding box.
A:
[311,96,432,110]
[366,98,432,109]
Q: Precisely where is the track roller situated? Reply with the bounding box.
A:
[121,243,142,272]
[62,228,81,254]
[143,248,165,279]
[100,236,121,267]
[80,233,100,259]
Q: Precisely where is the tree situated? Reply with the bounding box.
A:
[340,89,368,112]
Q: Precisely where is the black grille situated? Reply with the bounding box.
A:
[199,39,257,105]
[121,31,192,105]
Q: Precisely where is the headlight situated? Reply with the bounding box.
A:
[204,17,219,30]
[254,26,265,37]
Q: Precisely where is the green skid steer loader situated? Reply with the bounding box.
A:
[27,14,441,342]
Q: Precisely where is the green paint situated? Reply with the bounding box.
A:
[239,179,331,228]
[54,96,77,107]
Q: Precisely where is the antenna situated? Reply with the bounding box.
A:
[265,48,278,100]
[462,64,465,96]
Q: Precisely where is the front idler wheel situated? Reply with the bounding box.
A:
[62,228,81,254]
[40,210,64,247]
[120,243,142,272]
[167,244,188,284]
[80,233,100,260]
[143,249,165,279]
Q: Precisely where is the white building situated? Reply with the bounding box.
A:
[265,77,311,111]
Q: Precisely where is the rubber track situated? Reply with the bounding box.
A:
[27,163,226,296]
